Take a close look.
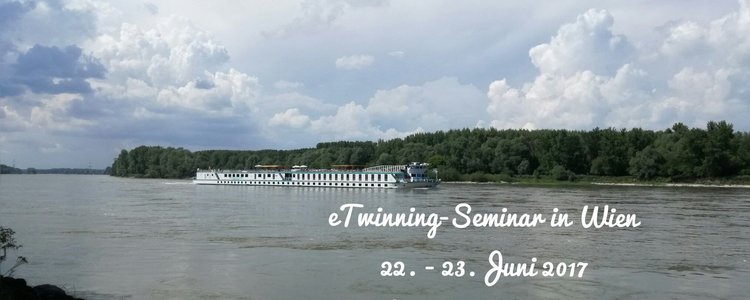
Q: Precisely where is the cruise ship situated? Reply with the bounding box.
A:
[193,162,439,189]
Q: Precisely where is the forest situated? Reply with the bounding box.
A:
[109,121,750,182]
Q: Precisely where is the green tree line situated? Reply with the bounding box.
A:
[110,121,750,181]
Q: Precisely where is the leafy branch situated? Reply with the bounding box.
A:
[0,226,27,277]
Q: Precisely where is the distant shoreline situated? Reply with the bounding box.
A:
[592,182,750,188]
[443,180,750,189]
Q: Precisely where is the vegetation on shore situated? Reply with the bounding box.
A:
[0,165,22,174]
[0,165,106,175]
[110,121,750,184]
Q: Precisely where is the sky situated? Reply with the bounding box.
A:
[0,0,749,168]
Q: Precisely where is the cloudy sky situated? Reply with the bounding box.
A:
[1,0,749,168]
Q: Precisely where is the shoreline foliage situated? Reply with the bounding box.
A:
[110,121,750,182]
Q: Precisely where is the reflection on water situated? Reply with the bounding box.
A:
[0,175,748,299]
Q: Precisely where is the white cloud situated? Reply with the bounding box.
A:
[92,17,229,87]
[155,68,260,115]
[660,21,707,58]
[307,101,425,141]
[280,77,485,143]
[0,104,31,132]
[270,108,311,128]
[488,1,750,130]
[529,9,632,76]
[84,16,264,120]
[29,93,95,131]
[335,54,374,70]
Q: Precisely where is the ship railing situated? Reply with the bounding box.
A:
[362,165,407,172]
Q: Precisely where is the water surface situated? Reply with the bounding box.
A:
[0,175,748,299]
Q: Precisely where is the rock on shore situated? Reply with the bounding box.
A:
[0,276,82,300]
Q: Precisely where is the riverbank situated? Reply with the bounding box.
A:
[0,276,81,300]
[442,175,750,188]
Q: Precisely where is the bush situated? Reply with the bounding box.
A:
[438,167,461,181]
[551,165,576,181]
[465,172,490,183]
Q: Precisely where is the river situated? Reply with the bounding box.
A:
[0,175,748,299]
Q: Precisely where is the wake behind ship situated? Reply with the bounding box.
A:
[193,162,439,189]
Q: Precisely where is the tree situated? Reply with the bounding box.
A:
[517,159,531,175]
[629,146,664,180]
[0,227,27,276]
[551,165,575,181]
[590,129,628,176]
[737,133,750,175]
[702,121,739,177]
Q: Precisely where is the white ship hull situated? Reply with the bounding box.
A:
[192,163,439,189]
